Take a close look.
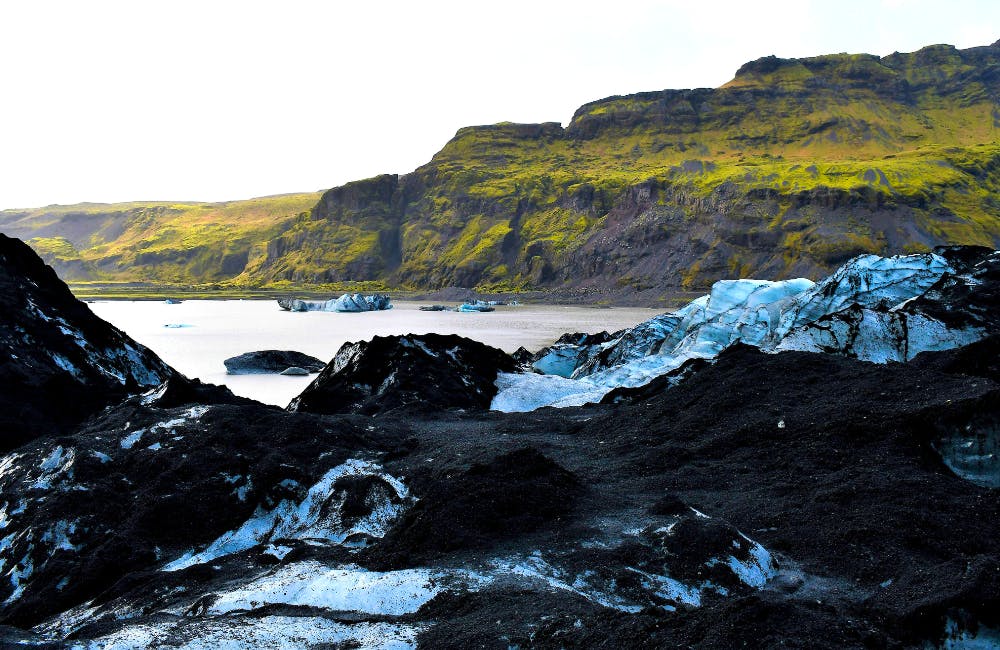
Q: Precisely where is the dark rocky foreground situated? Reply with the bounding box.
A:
[0,234,171,452]
[289,333,518,415]
[0,236,998,648]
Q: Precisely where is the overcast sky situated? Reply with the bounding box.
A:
[0,0,996,210]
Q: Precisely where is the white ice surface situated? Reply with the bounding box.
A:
[493,253,961,412]
[207,561,453,616]
[626,567,702,607]
[163,459,409,571]
[70,616,420,650]
[119,430,144,450]
[491,372,609,413]
[490,552,643,613]
[707,534,778,589]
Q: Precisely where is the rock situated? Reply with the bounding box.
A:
[510,346,534,366]
[288,333,518,415]
[224,350,325,375]
[279,366,310,376]
[137,374,261,409]
[0,234,173,451]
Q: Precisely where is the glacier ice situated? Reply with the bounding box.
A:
[163,458,410,571]
[493,252,979,412]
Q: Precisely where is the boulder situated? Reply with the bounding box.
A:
[288,333,518,415]
[279,366,310,376]
[224,350,325,375]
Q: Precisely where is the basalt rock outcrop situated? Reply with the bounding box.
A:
[223,350,325,375]
[288,333,518,415]
[0,234,172,451]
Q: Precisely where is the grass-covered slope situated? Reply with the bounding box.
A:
[0,193,322,284]
[5,42,1000,296]
[241,42,1000,294]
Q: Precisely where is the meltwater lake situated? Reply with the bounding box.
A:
[89,300,659,406]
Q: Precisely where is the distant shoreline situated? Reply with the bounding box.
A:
[69,283,700,309]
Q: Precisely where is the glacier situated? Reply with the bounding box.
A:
[493,252,983,412]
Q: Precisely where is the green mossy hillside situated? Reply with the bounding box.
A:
[0,194,322,284]
[5,41,1000,296]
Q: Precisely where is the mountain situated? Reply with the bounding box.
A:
[3,41,1000,297]
[0,193,322,284]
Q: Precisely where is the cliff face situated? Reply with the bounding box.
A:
[6,42,1000,294]
[235,42,1000,294]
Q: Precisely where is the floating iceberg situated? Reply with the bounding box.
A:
[278,293,392,313]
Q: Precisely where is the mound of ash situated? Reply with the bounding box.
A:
[368,447,581,568]
[136,373,261,409]
[0,234,172,451]
[910,334,1000,381]
[288,333,518,415]
[0,396,395,626]
[223,349,325,375]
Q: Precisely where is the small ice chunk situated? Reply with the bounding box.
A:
[120,430,145,450]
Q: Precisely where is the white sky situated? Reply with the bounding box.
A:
[0,0,997,210]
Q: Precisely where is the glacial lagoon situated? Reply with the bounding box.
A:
[89,300,658,406]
